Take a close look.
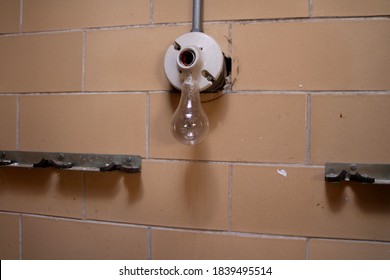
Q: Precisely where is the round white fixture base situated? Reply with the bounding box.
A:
[164,32,225,92]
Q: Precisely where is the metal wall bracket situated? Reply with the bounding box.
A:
[325,163,390,184]
[0,151,141,173]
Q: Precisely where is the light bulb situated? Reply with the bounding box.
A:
[171,74,209,145]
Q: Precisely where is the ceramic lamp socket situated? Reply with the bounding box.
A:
[164,32,225,92]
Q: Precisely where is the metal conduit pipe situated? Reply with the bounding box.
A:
[191,0,203,32]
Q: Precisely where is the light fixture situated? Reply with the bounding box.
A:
[164,0,227,145]
[170,73,208,145]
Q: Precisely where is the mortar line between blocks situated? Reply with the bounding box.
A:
[227,165,233,231]
[19,0,24,33]
[6,211,390,244]
[310,237,390,245]
[150,226,308,241]
[309,0,313,18]
[82,172,86,220]
[145,93,150,159]
[145,158,324,168]
[16,96,20,150]
[147,228,152,260]
[149,0,154,24]
[2,90,390,96]
[19,213,150,230]
[305,94,312,165]
[305,238,311,260]
[0,91,150,96]
[19,214,23,260]
[1,16,389,38]
[82,31,86,92]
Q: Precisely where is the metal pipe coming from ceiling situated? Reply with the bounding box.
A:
[191,0,203,32]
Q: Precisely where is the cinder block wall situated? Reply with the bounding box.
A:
[1,0,390,260]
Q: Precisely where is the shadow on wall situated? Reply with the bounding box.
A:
[168,93,227,224]
[0,168,82,199]
[85,172,143,203]
[0,168,84,217]
[325,181,390,213]
[182,158,219,226]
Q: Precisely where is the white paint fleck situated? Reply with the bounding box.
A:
[277,169,287,177]
[298,84,303,88]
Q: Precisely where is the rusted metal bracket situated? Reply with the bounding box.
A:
[0,151,141,173]
[325,163,390,184]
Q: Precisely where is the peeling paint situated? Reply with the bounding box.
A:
[277,169,287,177]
